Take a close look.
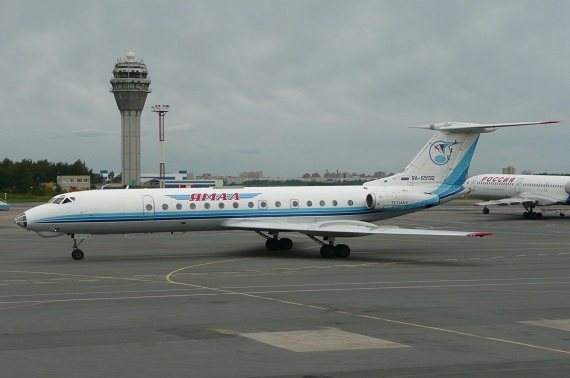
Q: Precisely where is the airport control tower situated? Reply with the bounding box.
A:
[110,51,151,186]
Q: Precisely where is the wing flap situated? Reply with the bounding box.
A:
[222,219,491,238]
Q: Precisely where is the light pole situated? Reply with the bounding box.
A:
[151,105,170,188]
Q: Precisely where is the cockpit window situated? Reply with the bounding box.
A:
[49,196,75,205]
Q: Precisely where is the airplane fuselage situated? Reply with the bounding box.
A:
[21,185,442,237]
[465,174,570,205]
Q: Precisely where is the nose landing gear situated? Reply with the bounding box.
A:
[70,235,85,260]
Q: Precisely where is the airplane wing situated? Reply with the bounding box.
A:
[222,219,491,238]
[473,194,558,207]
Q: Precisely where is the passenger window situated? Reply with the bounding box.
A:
[190,203,196,210]
[307,200,313,207]
[332,200,338,206]
[233,202,239,208]
[319,200,325,207]
[275,201,281,207]
[146,204,153,211]
[248,202,254,208]
[204,203,211,209]
[176,203,182,210]
[219,202,225,209]
[162,204,168,210]
[348,200,354,206]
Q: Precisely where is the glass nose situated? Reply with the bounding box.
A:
[15,213,27,229]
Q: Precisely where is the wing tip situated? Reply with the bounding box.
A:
[467,232,493,237]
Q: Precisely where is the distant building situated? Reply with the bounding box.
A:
[239,171,264,178]
[502,166,515,174]
[57,175,91,191]
[100,170,109,182]
[324,169,343,179]
[373,171,387,178]
[141,170,222,188]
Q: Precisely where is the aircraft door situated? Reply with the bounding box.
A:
[515,179,523,193]
[143,195,155,217]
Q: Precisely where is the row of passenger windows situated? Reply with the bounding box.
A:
[147,200,355,212]
[477,181,564,188]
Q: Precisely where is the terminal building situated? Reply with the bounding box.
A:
[140,170,222,188]
[57,175,91,191]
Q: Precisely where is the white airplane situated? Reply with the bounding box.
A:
[464,173,570,219]
[14,121,557,260]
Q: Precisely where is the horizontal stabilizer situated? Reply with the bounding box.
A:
[222,219,491,238]
[412,121,559,133]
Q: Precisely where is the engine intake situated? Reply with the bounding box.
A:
[366,191,439,210]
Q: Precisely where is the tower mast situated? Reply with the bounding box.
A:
[110,51,151,187]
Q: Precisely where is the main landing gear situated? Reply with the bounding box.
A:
[307,235,351,258]
[483,205,544,219]
[522,204,542,220]
[70,234,85,260]
[256,231,293,251]
[256,232,351,258]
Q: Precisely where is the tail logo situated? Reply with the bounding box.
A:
[429,141,458,165]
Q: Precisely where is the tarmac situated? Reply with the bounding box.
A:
[0,201,569,377]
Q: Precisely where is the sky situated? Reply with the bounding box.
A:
[1,0,568,177]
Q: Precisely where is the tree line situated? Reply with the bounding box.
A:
[0,158,109,194]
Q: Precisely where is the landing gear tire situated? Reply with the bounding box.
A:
[482,207,490,214]
[523,211,529,218]
[279,238,293,251]
[334,244,351,258]
[265,238,280,251]
[320,245,335,258]
[71,249,84,260]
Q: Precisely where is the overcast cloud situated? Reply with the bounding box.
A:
[1,0,568,177]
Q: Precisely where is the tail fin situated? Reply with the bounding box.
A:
[367,130,479,189]
[365,121,559,199]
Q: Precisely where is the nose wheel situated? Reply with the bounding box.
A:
[71,235,85,260]
[72,249,84,260]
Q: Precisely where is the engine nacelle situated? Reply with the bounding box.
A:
[366,190,439,210]
[565,181,570,195]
